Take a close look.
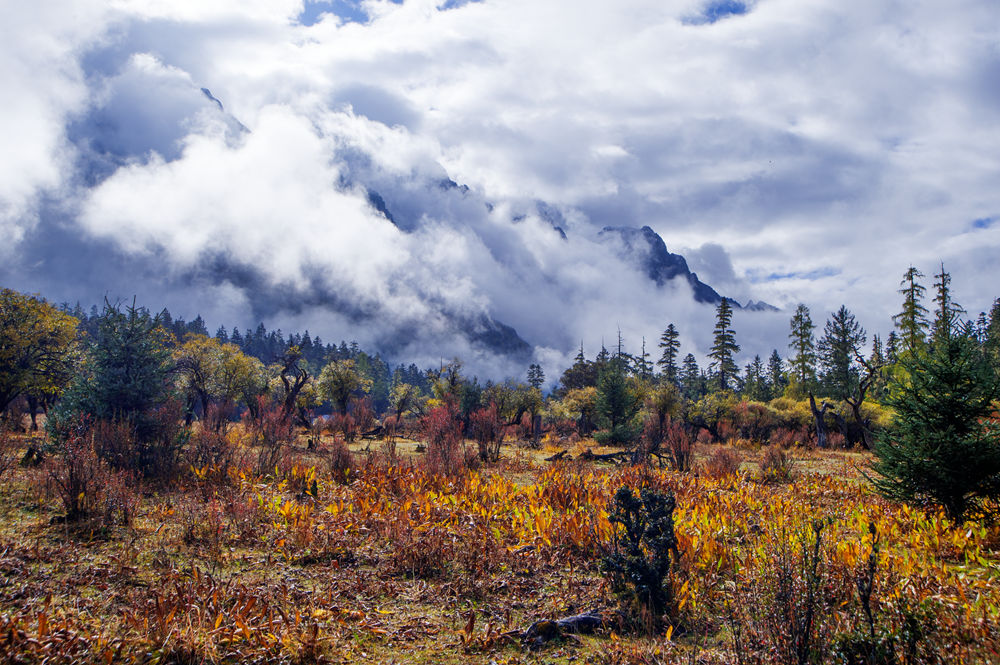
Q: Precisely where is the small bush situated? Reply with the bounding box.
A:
[601,485,681,632]
[663,422,694,472]
[41,420,139,526]
[703,447,743,479]
[386,522,455,579]
[758,445,795,483]
[421,404,471,476]
[769,426,809,449]
[328,438,354,485]
[328,412,357,442]
[469,403,504,463]
[244,397,295,477]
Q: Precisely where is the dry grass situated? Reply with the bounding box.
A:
[0,427,997,664]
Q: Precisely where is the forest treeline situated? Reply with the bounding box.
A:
[2,263,999,520]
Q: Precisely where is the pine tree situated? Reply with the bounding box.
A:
[527,363,545,390]
[635,337,653,380]
[708,299,740,391]
[657,324,681,385]
[885,331,899,364]
[931,263,965,346]
[766,350,787,397]
[893,266,929,353]
[743,355,767,401]
[680,353,701,399]
[787,304,817,386]
[870,321,1000,522]
[817,305,866,399]
[594,357,643,446]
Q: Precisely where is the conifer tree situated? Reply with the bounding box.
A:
[787,304,817,387]
[594,356,643,446]
[817,305,866,399]
[870,320,1000,522]
[885,331,899,364]
[657,324,681,385]
[766,349,786,397]
[634,337,653,380]
[708,299,740,391]
[931,263,965,346]
[743,355,767,401]
[527,363,545,390]
[893,266,929,353]
[680,353,701,399]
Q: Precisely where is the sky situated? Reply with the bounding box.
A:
[1,0,998,380]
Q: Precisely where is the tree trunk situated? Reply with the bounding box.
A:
[808,393,830,449]
[27,394,39,432]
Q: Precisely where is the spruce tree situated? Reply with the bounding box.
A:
[680,353,701,399]
[527,363,545,390]
[708,299,740,391]
[634,337,653,381]
[743,355,767,401]
[817,305,866,399]
[931,263,965,346]
[787,303,817,387]
[657,324,681,385]
[870,321,1000,522]
[893,266,929,353]
[767,350,787,397]
[594,357,643,446]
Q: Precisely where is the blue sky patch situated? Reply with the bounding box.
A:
[972,216,996,230]
[748,266,841,283]
[298,0,403,26]
[438,0,484,9]
[684,0,750,25]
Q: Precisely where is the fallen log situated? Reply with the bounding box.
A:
[578,448,628,463]
[544,450,569,462]
[522,612,604,649]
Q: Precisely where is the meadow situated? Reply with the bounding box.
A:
[1,423,997,665]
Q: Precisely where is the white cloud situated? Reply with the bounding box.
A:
[3,0,999,377]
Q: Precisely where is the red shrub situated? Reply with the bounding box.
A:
[329,412,357,442]
[663,422,694,472]
[703,447,743,479]
[40,420,139,525]
[352,397,375,436]
[243,397,295,477]
[469,403,505,462]
[421,404,472,475]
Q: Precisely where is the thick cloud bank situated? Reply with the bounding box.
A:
[1,0,998,379]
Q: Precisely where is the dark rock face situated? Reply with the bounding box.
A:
[743,299,780,312]
[459,314,533,363]
[598,225,725,304]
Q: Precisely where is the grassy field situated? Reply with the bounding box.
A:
[0,427,998,664]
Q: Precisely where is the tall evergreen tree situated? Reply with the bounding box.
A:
[708,299,740,391]
[893,266,929,353]
[787,304,817,387]
[527,363,545,390]
[594,357,643,446]
[635,337,653,380]
[657,324,681,385]
[743,355,767,401]
[885,331,900,364]
[766,349,787,398]
[817,305,866,399]
[931,263,965,346]
[870,320,1000,522]
[680,353,701,399]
